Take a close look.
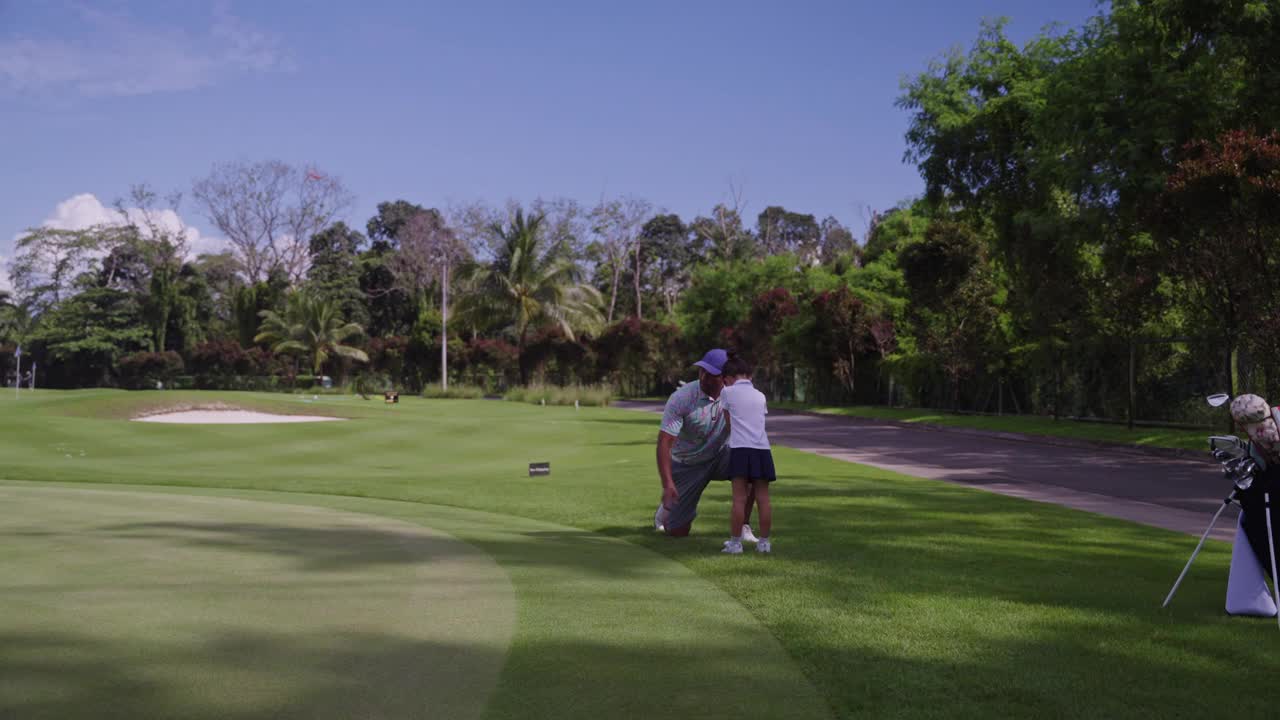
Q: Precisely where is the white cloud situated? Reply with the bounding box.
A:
[0,5,291,98]
[21,192,226,258]
[0,255,12,294]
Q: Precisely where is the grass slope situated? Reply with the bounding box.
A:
[0,390,1271,719]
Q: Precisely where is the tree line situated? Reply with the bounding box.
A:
[3,0,1278,423]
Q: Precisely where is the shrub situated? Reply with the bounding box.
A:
[422,383,485,399]
[117,351,185,389]
[523,327,593,385]
[503,383,613,407]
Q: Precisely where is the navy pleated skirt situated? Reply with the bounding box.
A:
[728,447,776,482]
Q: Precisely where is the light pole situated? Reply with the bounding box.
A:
[441,255,449,391]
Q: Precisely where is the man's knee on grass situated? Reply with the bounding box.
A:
[665,523,692,537]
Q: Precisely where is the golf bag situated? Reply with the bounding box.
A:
[1164,394,1280,620]
[1227,513,1278,616]
[1227,461,1280,616]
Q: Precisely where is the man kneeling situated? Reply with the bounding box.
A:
[653,349,755,541]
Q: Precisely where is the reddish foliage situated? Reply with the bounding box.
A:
[1167,129,1280,195]
[188,339,251,376]
[467,337,519,371]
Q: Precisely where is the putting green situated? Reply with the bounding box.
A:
[0,484,516,720]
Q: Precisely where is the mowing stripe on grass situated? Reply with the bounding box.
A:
[0,482,835,720]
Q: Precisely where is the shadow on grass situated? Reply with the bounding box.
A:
[588,475,1232,619]
[90,521,471,572]
[0,619,830,720]
[0,629,504,720]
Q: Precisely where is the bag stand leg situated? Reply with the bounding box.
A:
[1163,494,1237,608]
[1265,492,1280,631]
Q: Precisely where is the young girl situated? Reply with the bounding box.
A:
[718,354,774,554]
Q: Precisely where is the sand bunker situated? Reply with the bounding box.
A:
[135,410,343,424]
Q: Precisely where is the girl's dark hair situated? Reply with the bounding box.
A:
[722,351,752,377]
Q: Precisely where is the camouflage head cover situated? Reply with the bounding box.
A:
[1231,394,1271,425]
[1231,394,1280,464]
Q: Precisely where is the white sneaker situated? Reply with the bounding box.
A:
[756,538,772,554]
[654,503,669,532]
[741,525,758,544]
[722,538,743,554]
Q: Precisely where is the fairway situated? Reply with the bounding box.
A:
[2,390,1278,719]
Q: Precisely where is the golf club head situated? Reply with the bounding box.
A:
[1208,393,1232,408]
[1209,435,1247,458]
[1225,456,1258,491]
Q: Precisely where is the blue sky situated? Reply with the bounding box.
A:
[0,0,1102,288]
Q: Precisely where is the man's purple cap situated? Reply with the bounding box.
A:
[693,348,728,376]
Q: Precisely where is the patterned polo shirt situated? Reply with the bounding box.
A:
[660,381,729,466]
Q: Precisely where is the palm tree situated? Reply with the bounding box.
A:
[0,293,36,347]
[255,291,369,376]
[454,209,602,383]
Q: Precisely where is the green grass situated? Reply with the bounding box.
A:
[0,389,1268,719]
[776,401,1223,451]
[422,382,487,399]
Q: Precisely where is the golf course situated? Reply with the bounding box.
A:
[0,389,1274,719]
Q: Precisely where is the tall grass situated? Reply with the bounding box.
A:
[504,383,613,407]
[421,383,486,399]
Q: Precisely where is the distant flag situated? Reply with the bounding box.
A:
[306,170,326,182]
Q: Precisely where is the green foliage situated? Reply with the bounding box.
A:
[593,318,682,397]
[28,286,150,386]
[454,208,603,382]
[116,350,184,389]
[307,221,369,328]
[255,291,369,376]
[677,255,806,352]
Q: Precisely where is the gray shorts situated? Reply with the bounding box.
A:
[666,446,731,532]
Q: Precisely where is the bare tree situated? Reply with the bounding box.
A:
[531,197,590,259]
[589,195,651,323]
[192,160,353,284]
[114,184,190,264]
[390,210,467,298]
[394,210,470,389]
[447,200,504,262]
[693,181,753,261]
